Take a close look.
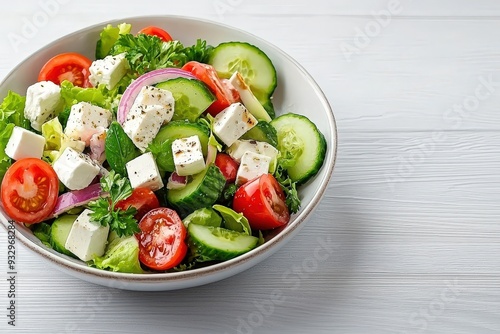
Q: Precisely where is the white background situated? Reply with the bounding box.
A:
[1,0,500,333]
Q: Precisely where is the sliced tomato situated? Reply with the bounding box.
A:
[138,26,173,42]
[115,187,160,222]
[181,61,240,116]
[1,158,59,224]
[233,174,290,230]
[38,52,92,87]
[215,153,239,184]
[136,208,187,271]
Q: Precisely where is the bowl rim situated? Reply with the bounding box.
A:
[0,14,338,283]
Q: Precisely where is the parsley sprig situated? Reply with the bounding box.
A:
[88,171,139,237]
[275,165,301,214]
[110,34,214,75]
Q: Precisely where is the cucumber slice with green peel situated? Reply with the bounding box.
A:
[156,78,215,122]
[271,113,327,185]
[261,98,275,119]
[209,42,277,100]
[167,165,226,217]
[241,121,278,147]
[51,215,78,257]
[151,120,210,172]
[188,223,258,262]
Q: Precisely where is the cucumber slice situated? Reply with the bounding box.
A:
[241,121,278,147]
[188,223,258,262]
[151,120,210,172]
[51,215,78,257]
[271,113,327,185]
[167,165,226,217]
[261,98,275,119]
[156,78,215,122]
[209,42,277,99]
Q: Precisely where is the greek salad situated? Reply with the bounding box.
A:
[0,23,326,273]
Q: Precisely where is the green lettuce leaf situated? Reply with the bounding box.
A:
[95,23,132,59]
[41,118,84,163]
[89,232,143,274]
[213,204,252,235]
[31,222,53,248]
[182,208,222,228]
[0,123,14,180]
[60,80,111,109]
[0,91,30,129]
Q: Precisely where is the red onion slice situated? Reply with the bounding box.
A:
[117,68,197,124]
[51,183,103,217]
[166,172,188,190]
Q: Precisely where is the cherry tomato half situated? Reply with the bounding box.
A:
[136,207,188,271]
[233,174,290,230]
[115,187,160,222]
[1,158,59,224]
[38,52,92,88]
[138,26,173,42]
[181,61,240,116]
[215,153,239,184]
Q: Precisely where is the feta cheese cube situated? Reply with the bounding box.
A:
[227,139,279,163]
[213,103,258,147]
[172,135,206,176]
[64,102,112,146]
[235,151,271,186]
[24,81,62,131]
[126,152,164,191]
[5,126,45,160]
[122,85,175,151]
[88,53,129,90]
[53,147,101,190]
[65,209,110,261]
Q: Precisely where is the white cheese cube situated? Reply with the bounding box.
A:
[65,209,110,261]
[172,135,206,176]
[88,53,129,90]
[213,103,258,147]
[235,151,271,186]
[64,102,112,146]
[126,152,164,191]
[227,139,279,164]
[53,147,101,190]
[5,126,45,160]
[24,81,62,131]
[122,85,175,152]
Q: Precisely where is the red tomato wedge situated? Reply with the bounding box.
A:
[136,208,188,271]
[115,187,160,222]
[215,153,239,184]
[138,26,173,42]
[233,174,290,230]
[38,52,92,87]
[1,158,59,224]
[181,61,240,116]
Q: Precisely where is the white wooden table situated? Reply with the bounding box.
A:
[1,1,499,333]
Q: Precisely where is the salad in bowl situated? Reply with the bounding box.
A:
[0,20,329,279]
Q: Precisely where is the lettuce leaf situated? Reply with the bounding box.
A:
[182,208,222,228]
[212,204,252,235]
[95,23,132,59]
[0,91,29,180]
[89,232,143,274]
[41,118,84,163]
[60,80,111,110]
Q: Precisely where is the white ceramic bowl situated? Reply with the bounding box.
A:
[0,15,337,291]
